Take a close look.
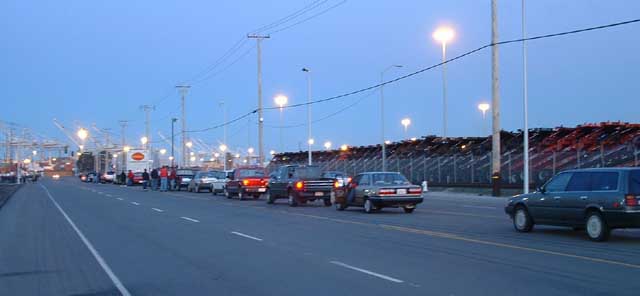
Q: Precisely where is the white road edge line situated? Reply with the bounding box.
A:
[106,194,113,197]
[117,198,124,201]
[231,231,263,241]
[180,217,200,223]
[131,202,140,206]
[329,261,404,283]
[461,205,498,210]
[152,208,164,212]
[39,184,132,296]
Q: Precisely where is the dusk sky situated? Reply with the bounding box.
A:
[2,0,639,155]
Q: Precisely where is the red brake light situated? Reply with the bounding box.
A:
[242,179,250,186]
[379,189,395,195]
[409,188,422,194]
[295,181,304,190]
[625,195,638,206]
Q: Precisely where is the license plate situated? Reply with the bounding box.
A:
[258,188,266,192]
[396,189,407,195]
[314,192,324,197]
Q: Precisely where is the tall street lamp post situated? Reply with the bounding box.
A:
[274,94,288,152]
[302,68,312,165]
[433,26,455,139]
[380,64,403,172]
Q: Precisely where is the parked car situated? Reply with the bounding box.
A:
[322,171,351,188]
[101,171,115,183]
[175,169,195,191]
[505,168,640,242]
[83,172,97,182]
[224,167,268,200]
[52,174,60,180]
[188,171,217,193]
[132,172,144,185]
[267,165,334,207]
[210,170,229,195]
[332,172,423,213]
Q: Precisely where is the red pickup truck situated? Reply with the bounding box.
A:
[224,167,269,200]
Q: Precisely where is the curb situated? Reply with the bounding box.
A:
[0,184,23,210]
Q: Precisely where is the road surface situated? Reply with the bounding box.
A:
[1,177,639,295]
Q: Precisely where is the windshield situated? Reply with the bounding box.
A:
[629,170,640,194]
[295,166,323,179]
[238,169,265,178]
[371,173,410,185]
[322,172,344,179]
[177,170,193,176]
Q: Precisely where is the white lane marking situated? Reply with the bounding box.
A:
[131,202,140,206]
[329,261,404,283]
[180,217,200,223]
[152,208,164,212]
[231,231,263,241]
[106,194,113,197]
[39,184,132,296]
[117,198,124,201]
[97,192,104,195]
[461,205,498,210]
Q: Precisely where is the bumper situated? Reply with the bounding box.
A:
[368,196,423,207]
[296,190,332,200]
[505,205,515,216]
[242,186,268,194]
[603,210,640,228]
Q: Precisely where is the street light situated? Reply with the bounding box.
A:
[308,138,315,145]
[23,158,31,164]
[123,146,131,152]
[302,67,312,165]
[380,64,403,172]
[219,144,228,170]
[77,128,88,141]
[214,152,220,158]
[32,150,37,156]
[433,26,455,138]
[324,141,332,150]
[274,94,288,151]
[248,147,254,154]
[269,150,276,156]
[140,136,148,146]
[160,148,167,155]
[401,118,411,136]
[79,145,84,151]
[478,103,491,135]
[340,144,349,151]
[186,141,193,148]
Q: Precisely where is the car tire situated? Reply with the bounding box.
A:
[403,206,415,213]
[323,199,332,207]
[225,188,232,199]
[266,189,275,204]
[364,199,375,214]
[288,191,298,207]
[513,206,534,233]
[586,211,610,242]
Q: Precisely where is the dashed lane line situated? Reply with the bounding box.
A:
[180,217,200,223]
[231,231,263,241]
[329,261,404,283]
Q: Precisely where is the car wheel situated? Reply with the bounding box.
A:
[323,199,332,207]
[586,211,610,242]
[335,201,347,211]
[225,188,232,199]
[513,206,534,232]
[288,191,298,207]
[265,189,274,204]
[364,199,375,214]
[403,206,415,213]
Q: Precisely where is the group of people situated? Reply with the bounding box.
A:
[118,166,179,192]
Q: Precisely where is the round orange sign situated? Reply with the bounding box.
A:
[131,152,145,161]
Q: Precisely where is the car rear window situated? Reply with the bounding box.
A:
[177,170,193,176]
[590,172,618,191]
[371,173,410,185]
[629,170,640,195]
[238,169,265,178]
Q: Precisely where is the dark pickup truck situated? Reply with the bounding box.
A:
[266,165,334,207]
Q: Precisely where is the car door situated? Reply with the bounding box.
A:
[271,167,289,197]
[354,174,372,205]
[528,172,572,224]
[561,172,593,225]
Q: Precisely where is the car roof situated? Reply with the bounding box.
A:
[562,167,640,173]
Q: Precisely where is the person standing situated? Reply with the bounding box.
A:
[150,168,159,191]
[142,169,150,190]
[127,170,134,187]
[168,167,177,191]
[119,171,126,186]
[160,166,168,192]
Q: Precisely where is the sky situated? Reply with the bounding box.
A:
[1,0,639,157]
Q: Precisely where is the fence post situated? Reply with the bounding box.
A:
[577,148,581,168]
[453,155,457,183]
[470,154,475,183]
[437,157,442,183]
[600,144,605,167]
[422,156,427,182]
[552,151,556,175]
[508,153,512,184]
[410,157,414,183]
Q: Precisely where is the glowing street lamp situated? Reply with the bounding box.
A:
[340,144,349,151]
[269,150,276,156]
[274,94,289,151]
[23,158,31,164]
[160,148,167,155]
[308,138,315,145]
[77,128,88,141]
[248,147,254,154]
[235,153,240,158]
[79,145,84,151]
[140,136,148,146]
[324,141,332,150]
[433,26,455,138]
[32,150,37,156]
[477,103,490,119]
[219,144,228,170]
[214,152,220,158]
[123,146,131,152]
[401,118,411,136]
[219,144,227,152]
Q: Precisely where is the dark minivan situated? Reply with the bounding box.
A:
[505,168,640,241]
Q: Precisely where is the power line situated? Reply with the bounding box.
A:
[265,0,347,35]
[249,0,329,34]
[186,18,640,134]
[191,44,257,85]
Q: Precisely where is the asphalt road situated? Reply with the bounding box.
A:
[1,177,639,296]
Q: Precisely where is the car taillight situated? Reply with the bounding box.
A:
[243,179,250,186]
[625,195,639,206]
[295,181,304,190]
[409,188,422,194]
[379,189,395,195]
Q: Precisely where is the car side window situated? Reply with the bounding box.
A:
[566,172,591,192]
[590,172,618,191]
[359,174,371,186]
[545,172,572,192]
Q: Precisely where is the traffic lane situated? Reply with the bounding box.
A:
[0,183,117,296]
[145,193,640,295]
[44,180,423,296]
[82,181,640,267]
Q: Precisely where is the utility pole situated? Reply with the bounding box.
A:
[119,120,128,172]
[176,85,190,168]
[522,0,530,194]
[302,67,312,165]
[248,34,270,167]
[140,105,155,150]
[491,0,502,196]
[171,118,177,168]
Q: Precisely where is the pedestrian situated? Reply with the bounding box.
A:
[160,166,168,192]
[142,169,150,190]
[119,171,126,186]
[127,170,134,187]
[168,167,176,191]
[150,168,159,191]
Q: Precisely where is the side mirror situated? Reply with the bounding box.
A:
[537,186,546,194]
